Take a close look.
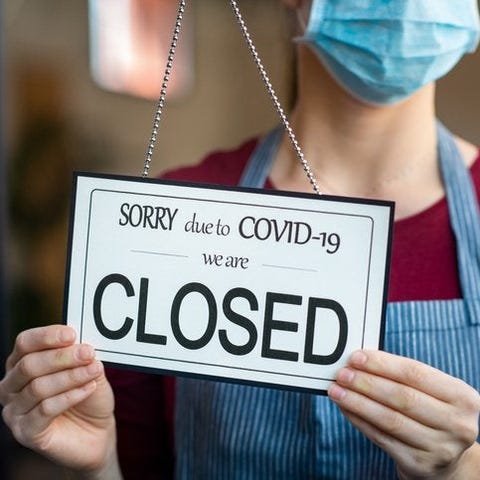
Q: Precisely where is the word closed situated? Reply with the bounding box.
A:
[93,273,349,365]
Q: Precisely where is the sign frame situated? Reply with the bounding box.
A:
[63,172,394,395]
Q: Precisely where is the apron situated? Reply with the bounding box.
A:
[175,124,480,479]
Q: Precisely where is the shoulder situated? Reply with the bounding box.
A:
[160,137,258,187]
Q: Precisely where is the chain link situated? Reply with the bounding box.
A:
[228,0,322,195]
[143,0,322,195]
[142,0,186,177]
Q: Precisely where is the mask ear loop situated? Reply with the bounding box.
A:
[296,4,308,33]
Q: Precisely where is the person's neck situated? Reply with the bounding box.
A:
[270,47,447,219]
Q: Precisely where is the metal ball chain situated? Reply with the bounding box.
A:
[143,0,322,196]
[228,0,322,195]
[142,0,186,178]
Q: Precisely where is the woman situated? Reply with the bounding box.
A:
[1,0,480,478]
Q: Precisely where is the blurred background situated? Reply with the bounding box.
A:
[1,0,479,478]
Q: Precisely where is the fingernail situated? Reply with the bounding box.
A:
[337,368,355,385]
[58,328,76,343]
[328,384,346,401]
[350,351,367,367]
[78,345,95,361]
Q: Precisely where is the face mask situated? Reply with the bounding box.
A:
[297,0,480,105]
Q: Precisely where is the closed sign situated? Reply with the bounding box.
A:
[64,173,394,393]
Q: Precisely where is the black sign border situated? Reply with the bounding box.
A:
[63,171,395,395]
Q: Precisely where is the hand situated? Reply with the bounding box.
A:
[0,325,119,476]
[328,350,480,479]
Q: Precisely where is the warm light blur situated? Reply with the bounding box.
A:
[89,0,194,100]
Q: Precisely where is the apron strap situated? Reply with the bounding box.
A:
[239,127,283,189]
[437,122,480,324]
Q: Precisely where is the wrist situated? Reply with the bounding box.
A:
[65,427,123,480]
[65,453,123,480]
[446,442,480,480]
[397,442,480,480]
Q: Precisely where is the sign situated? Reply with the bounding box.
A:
[64,173,394,393]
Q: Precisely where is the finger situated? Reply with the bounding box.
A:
[7,326,77,371]
[10,361,104,416]
[10,381,97,447]
[348,350,469,404]
[339,408,421,470]
[335,367,449,429]
[328,383,441,449]
[3,343,96,395]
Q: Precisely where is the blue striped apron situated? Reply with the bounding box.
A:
[175,124,480,479]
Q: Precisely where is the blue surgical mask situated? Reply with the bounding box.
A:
[298,0,480,105]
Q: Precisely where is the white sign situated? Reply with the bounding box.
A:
[64,173,394,393]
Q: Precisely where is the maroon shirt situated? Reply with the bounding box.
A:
[106,137,480,479]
